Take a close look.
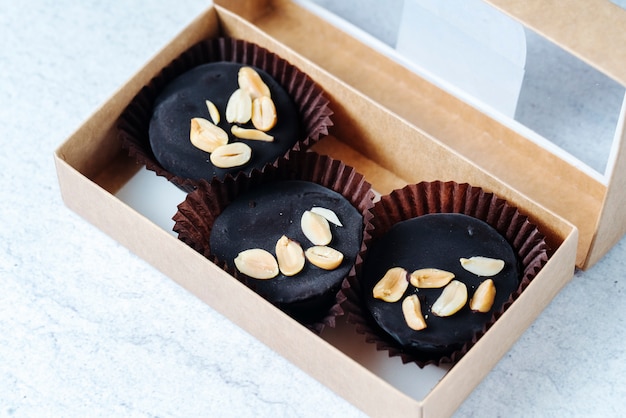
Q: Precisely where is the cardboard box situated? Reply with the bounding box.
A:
[53,0,626,416]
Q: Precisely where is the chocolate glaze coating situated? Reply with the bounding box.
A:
[210,180,363,321]
[362,213,520,357]
[149,62,302,182]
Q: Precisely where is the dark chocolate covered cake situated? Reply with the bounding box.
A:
[149,62,302,182]
[362,213,520,357]
[210,180,363,324]
[173,151,375,332]
[118,37,333,191]
[342,181,550,365]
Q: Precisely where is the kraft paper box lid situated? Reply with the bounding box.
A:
[216,0,626,270]
[52,2,580,417]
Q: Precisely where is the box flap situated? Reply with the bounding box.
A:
[482,0,626,269]
[485,0,626,87]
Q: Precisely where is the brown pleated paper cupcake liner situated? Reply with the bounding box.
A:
[342,180,550,367]
[118,37,334,192]
[172,150,375,334]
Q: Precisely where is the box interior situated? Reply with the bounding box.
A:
[54,2,581,417]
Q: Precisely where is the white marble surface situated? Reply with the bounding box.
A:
[2,0,626,417]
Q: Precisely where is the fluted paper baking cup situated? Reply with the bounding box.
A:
[173,151,375,334]
[343,180,550,367]
[118,37,333,192]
